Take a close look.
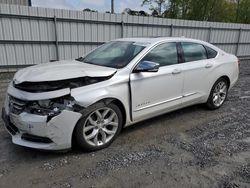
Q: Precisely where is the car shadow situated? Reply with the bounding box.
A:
[1,104,209,160]
[121,104,207,135]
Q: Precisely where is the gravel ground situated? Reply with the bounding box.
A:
[0,61,250,188]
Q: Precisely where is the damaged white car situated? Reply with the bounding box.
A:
[2,37,239,151]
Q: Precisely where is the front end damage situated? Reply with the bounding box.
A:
[2,83,83,150]
[2,74,114,150]
[1,60,118,150]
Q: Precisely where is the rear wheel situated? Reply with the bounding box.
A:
[75,102,123,151]
[206,78,229,110]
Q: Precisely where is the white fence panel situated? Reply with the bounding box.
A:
[0,4,250,70]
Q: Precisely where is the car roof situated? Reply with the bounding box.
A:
[115,37,183,43]
[114,37,222,52]
[115,37,206,44]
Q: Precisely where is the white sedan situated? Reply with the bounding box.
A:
[2,37,239,151]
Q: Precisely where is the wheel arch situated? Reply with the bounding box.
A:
[206,75,231,103]
[99,98,127,128]
[210,75,231,93]
[220,75,231,88]
[206,75,230,110]
[71,97,127,148]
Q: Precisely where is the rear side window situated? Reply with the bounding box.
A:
[182,42,207,62]
[141,42,178,67]
[205,46,218,59]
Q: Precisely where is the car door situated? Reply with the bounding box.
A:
[130,42,184,121]
[180,42,217,106]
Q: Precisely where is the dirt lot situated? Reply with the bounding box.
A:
[0,61,250,188]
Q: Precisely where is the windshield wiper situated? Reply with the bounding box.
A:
[83,61,96,65]
[75,57,116,68]
[75,57,84,62]
[75,57,96,65]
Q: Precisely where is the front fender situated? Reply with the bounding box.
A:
[70,81,131,123]
[72,87,124,107]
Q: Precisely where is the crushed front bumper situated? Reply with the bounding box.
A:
[2,107,82,151]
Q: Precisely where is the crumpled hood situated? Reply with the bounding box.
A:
[13,60,117,84]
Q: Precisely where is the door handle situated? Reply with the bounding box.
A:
[205,63,213,68]
[172,69,181,74]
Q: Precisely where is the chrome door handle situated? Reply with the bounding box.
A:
[205,63,213,68]
[172,69,181,74]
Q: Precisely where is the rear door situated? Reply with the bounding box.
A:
[180,42,217,105]
[130,42,184,121]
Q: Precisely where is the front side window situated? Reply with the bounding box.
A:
[77,41,145,68]
[141,42,178,67]
[182,42,207,62]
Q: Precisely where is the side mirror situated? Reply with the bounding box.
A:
[134,61,160,73]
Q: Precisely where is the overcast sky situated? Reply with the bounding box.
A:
[31,0,149,13]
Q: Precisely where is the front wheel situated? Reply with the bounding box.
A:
[206,78,229,110]
[74,102,123,151]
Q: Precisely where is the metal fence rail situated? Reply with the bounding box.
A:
[0,4,250,72]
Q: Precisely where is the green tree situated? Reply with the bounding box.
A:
[163,0,182,19]
[162,0,190,19]
[142,0,167,16]
[142,0,250,24]
[237,0,250,23]
[186,0,213,21]
[204,0,235,22]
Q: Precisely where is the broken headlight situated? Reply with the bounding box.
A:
[27,96,80,119]
[37,100,51,108]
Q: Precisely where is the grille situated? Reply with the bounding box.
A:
[21,133,53,143]
[9,96,27,115]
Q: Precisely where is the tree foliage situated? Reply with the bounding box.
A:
[142,0,250,24]
[142,0,168,16]
[237,0,250,23]
[122,8,149,16]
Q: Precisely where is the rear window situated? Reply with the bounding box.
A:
[182,42,207,62]
[205,46,218,59]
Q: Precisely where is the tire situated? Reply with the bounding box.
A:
[206,78,229,110]
[74,102,123,151]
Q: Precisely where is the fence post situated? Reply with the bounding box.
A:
[54,16,59,61]
[170,24,173,37]
[121,21,124,38]
[207,27,212,42]
[235,28,242,56]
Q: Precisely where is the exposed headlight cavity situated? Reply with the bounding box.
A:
[25,96,80,120]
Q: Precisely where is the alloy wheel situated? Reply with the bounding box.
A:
[83,107,119,146]
[212,81,228,107]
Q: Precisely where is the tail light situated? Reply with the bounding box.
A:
[237,58,240,66]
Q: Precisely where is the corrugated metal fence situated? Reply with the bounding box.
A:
[0,4,250,72]
[0,0,30,6]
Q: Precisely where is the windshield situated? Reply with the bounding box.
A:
[76,41,146,68]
